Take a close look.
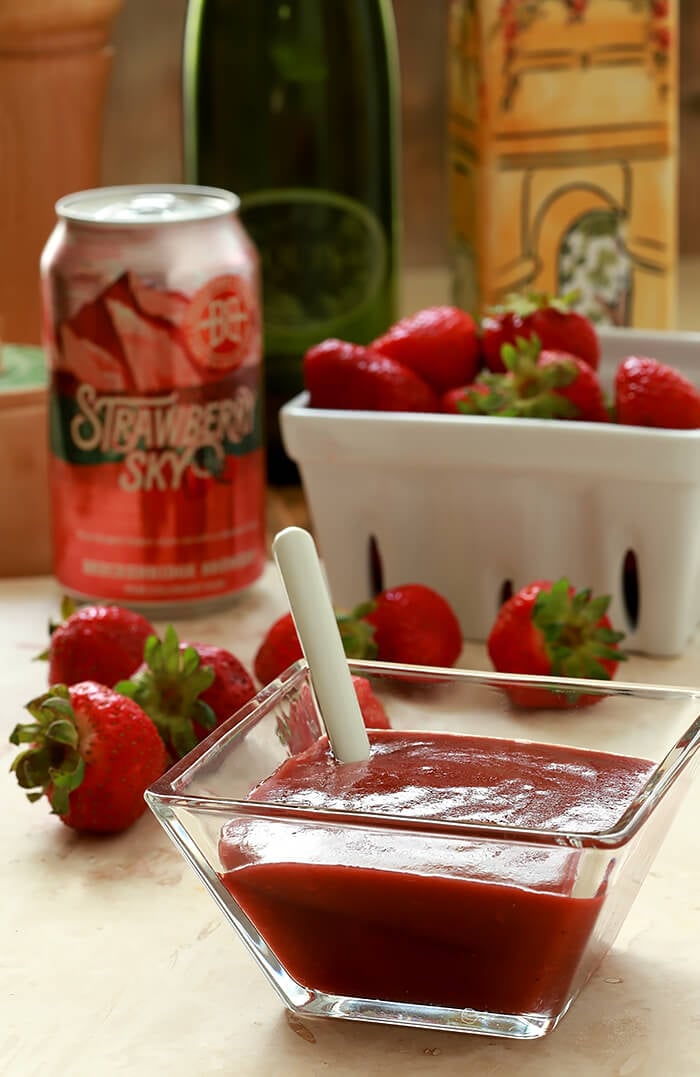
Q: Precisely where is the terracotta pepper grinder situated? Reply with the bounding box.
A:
[0,0,124,346]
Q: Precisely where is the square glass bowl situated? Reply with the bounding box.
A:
[146,661,700,1040]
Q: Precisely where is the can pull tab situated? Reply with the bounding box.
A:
[129,194,179,216]
[94,192,181,222]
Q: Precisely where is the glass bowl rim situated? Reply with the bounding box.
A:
[146,659,700,852]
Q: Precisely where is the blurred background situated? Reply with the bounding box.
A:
[103,0,698,272]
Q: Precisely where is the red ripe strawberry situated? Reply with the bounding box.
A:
[465,337,608,421]
[441,383,489,414]
[255,584,461,684]
[487,578,626,709]
[254,609,375,686]
[303,338,439,412]
[43,598,155,687]
[118,626,256,759]
[480,309,527,374]
[614,356,700,429]
[186,642,256,730]
[536,348,609,422]
[280,675,391,755]
[528,300,599,369]
[482,292,600,373]
[254,612,303,685]
[9,681,166,833]
[349,675,391,729]
[371,306,481,393]
[362,583,463,668]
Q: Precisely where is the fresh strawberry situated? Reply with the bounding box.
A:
[535,348,609,422]
[487,578,626,709]
[42,598,155,687]
[462,337,608,421]
[441,383,489,414]
[371,306,481,393]
[254,612,303,685]
[614,356,700,429]
[482,291,600,372]
[9,681,166,833]
[361,583,463,668]
[255,583,462,683]
[280,675,391,755]
[117,626,256,759]
[480,309,527,374]
[303,338,440,412]
[528,296,599,369]
[254,609,375,685]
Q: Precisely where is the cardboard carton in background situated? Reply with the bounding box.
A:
[449,0,678,327]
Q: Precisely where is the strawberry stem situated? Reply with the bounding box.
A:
[116,625,217,759]
[9,685,86,815]
[465,336,581,419]
[338,606,378,659]
[532,578,626,680]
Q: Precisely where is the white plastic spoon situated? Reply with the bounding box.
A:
[272,526,371,764]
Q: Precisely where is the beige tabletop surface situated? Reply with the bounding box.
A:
[3,263,700,1075]
[2,560,699,1077]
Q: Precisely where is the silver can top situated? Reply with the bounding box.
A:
[55,184,240,226]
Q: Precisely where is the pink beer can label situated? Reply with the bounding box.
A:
[40,186,266,613]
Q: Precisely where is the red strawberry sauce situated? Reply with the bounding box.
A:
[219,730,654,1014]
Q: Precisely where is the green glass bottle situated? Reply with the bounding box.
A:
[183,0,401,483]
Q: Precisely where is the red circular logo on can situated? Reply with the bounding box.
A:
[183,274,257,371]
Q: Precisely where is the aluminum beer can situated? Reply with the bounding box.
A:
[40,184,266,616]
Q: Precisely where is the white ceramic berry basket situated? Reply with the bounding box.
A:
[280,326,700,658]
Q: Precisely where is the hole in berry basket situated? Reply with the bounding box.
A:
[622,550,639,630]
[498,579,514,607]
[368,534,384,597]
